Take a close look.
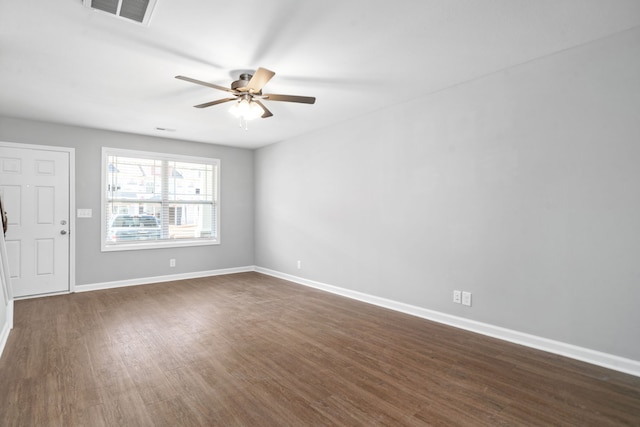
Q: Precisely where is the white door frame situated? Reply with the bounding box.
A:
[0,141,76,296]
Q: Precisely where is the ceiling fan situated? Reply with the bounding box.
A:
[175,67,316,121]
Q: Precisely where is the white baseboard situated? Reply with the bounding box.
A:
[255,266,640,378]
[0,300,13,359]
[76,266,255,293]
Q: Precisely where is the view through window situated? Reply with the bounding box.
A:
[102,148,219,251]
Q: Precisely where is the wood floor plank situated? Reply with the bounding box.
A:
[1,272,639,426]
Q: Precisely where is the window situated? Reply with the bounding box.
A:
[101,147,219,251]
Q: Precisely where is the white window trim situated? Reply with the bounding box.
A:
[101,147,220,252]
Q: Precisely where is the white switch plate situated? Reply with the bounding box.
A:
[77,208,92,218]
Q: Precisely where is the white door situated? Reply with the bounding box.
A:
[0,146,70,298]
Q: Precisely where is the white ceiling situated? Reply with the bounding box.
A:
[1,1,640,149]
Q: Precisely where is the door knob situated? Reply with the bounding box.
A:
[60,230,68,235]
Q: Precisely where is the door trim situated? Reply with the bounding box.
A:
[0,141,76,295]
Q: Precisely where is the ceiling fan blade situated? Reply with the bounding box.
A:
[245,67,275,93]
[263,94,316,104]
[194,98,237,108]
[254,100,273,118]
[175,75,233,93]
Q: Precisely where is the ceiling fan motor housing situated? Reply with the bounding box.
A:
[231,73,253,91]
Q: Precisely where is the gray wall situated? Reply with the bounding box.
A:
[0,232,7,348]
[0,118,254,286]
[255,28,640,360]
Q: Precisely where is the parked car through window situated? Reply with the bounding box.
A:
[108,214,161,242]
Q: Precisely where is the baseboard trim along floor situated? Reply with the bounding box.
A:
[76,266,255,293]
[254,266,640,378]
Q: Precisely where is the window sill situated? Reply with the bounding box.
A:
[101,238,220,252]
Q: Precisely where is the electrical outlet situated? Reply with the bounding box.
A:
[453,290,462,304]
[297,260,302,269]
[462,291,472,306]
[169,259,176,268]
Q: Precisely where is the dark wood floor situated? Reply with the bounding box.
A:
[1,272,639,426]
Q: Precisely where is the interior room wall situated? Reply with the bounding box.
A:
[254,27,640,361]
[0,286,7,356]
[0,230,11,358]
[0,265,7,347]
[0,118,255,287]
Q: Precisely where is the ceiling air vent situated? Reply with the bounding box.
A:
[84,0,157,25]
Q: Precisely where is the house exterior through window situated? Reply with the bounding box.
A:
[101,147,220,251]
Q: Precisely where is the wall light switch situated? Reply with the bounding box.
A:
[77,208,92,218]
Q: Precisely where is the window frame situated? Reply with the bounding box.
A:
[101,147,220,252]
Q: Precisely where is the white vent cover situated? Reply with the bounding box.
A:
[84,0,157,25]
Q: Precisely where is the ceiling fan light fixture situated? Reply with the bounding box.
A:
[248,101,265,120]
[229,98,264,121]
